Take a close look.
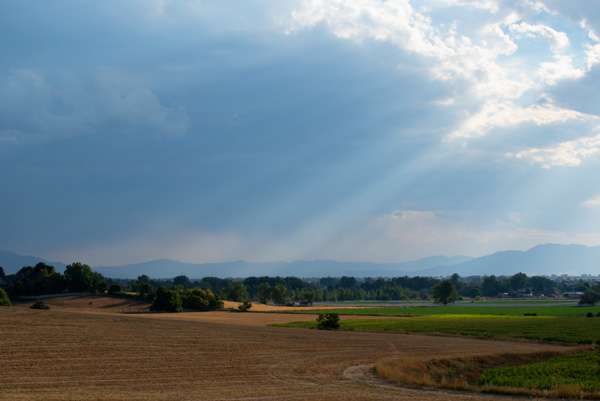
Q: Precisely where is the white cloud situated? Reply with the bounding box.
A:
[432,0,501,13]
[284,1,600,166]
[506,132,600,167]
[582,22,600,69]
[582,195,600,207]
[288,0,440,56]
[536,55,585,85]
[449,99,589,139]
[509,21,570,52]
[432,97,456,106]
[585,42,600,69]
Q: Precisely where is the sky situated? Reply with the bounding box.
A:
[2,0,600,267]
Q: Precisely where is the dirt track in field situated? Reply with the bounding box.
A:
[1,296,572,400]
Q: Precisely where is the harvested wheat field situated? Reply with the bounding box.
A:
[1,298,573,401]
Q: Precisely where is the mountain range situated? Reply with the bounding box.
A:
[1,243,599,279]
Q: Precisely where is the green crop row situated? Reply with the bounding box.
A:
[480,350,600,392]
[299,304,600,317]
[274,315,600,344]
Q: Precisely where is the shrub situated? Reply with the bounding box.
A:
[150,286,183,313]
[579,290,600,305]
[237,300,252,312]
[0,288,11,306]
[182,288,223,311]
[316,313,340,330]
[136,282,155,301]
[30,300,49,309]
[108,284,122,295]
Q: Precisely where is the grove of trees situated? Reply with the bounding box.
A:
[1,261,598,313]
[1,262,106,299]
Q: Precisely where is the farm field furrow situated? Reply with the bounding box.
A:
[0,307,572,401]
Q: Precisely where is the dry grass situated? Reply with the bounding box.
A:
[0,296,577,400]
[376,348,595,399]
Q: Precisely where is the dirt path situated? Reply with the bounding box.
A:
[0,303,570,401]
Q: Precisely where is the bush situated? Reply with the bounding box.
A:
[30,300,49,310]
[150,286,183,313]
[0,288,11,306]
[579,290,600,305]
[182,288,223,311]
[108,284,122,295]
[316,313,340,330]
[136,282,155,301]
[237,300,252,312]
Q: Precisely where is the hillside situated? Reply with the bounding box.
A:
[416,244,600,277]
[2,243,599,279]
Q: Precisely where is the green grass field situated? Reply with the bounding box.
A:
[274,314,600,344]
[480,350,600,392]
[301,304,600,317]
[279,303,600,396]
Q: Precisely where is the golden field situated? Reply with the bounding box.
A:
[0,296,574,400]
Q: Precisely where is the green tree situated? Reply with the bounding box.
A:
[302,290,315,306]
[271,283,288,305]
[150,286,183,312]
[182,288,223,311]
[108,284,122,294]
[173,275,190,289]
[336,276,357,288]
[508,272,529,292]
[222,281,249,302]
[316,313,340,330]
[258,282,271,304]
[136,282,155,300]
[0,288,11,306]
[481,275,506,297]
[579,289,600,305]
[64,262,95,292]
[432,279,458,306]
[91,272,107,294]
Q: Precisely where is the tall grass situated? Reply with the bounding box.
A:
[376,349,600,399]
[479,350,600,393]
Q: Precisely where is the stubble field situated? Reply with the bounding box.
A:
[0,296,576,401]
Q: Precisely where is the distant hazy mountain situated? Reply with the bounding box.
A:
[0,250,67,274]
[2,244,599,279]
[91,256,473,279]
[413,244,600,277]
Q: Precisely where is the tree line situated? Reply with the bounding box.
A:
[1,263,599,309]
